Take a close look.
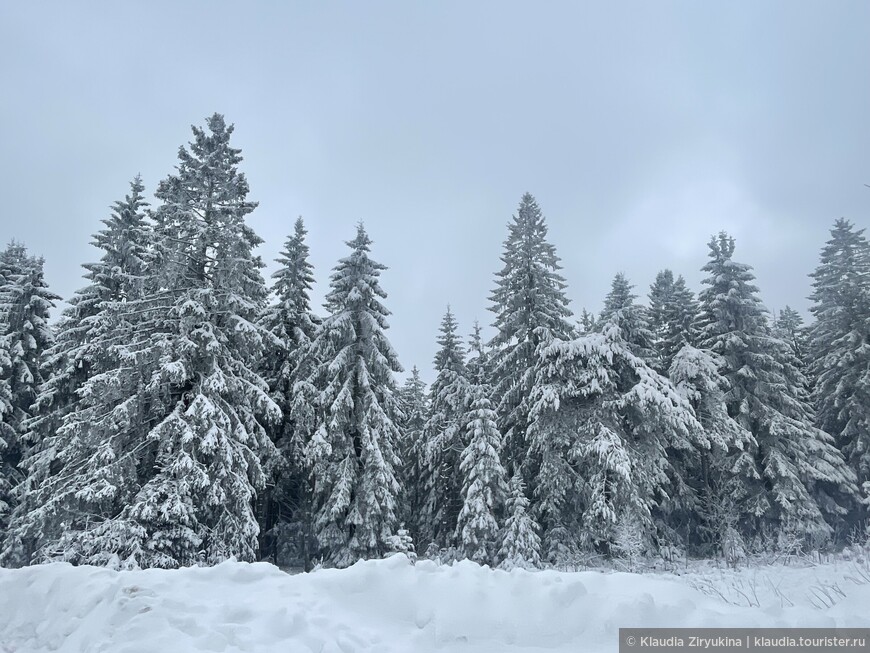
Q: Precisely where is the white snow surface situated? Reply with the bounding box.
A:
[2,554,870,652]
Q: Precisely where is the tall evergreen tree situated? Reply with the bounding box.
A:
[497,474,542,570]
[2,181,151,566]
[420,307,470,549]
[598,272,656,364]
[306,224,403,566]
[106,114,281,568]
[0,245,23,550]
[6,179,154,567]
[396,366,427,544]
[135,115,278,566]
[0,244,60,442]
[528,322,700,561]
[648,270,700,372]
[699,233,855,544]
[667,344,752,554]
[808,219,870,510]
[24,175,153,458]
[489,193,573,478]
[0,345,12,545]
[0,244,58,556]
[648,269,676,349]
[258,217,320,564]
[456,380,508,565]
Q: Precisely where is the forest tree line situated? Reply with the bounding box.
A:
[0,114,868,570]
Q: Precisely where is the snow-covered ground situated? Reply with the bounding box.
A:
[2,553,870,653]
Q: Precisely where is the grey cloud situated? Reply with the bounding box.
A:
[1,1,868,380]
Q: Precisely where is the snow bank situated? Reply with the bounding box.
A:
[2,555,869,652]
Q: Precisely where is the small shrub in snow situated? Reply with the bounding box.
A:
[659,544,684,570]
[423,542,440,562]
[385,526,417,563]
[846,523,870,555]
[612,512,647,572]
[775,524,805,562]
[439,546,459,565]
[721,526,746,568]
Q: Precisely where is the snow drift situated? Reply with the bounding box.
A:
[2,554,870,652]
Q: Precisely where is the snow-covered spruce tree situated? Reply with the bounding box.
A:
[106,114,281,568]
[456,380,508,565]
[465,320,490,387]
[528,320,699,562]
[497,474,542,570]
[698,232,855,545]
[598,272,656,365]
[667,344,753,555]
[396,366,427,544]
[808,219,870,513]
[0,244,59,443]
[257,216,321,564]
[306,223,403,567]
[647,270,675,370]
[385,524,416,561]
[419,307,470,550]
[0,244,31,535]
[774,307,810,369]
[489,193,574,478]
[0,248,22,552]
[0,244,59,561]
[648,270,700,373]
[578,309,596,335]
[0,345,12,547]
[2,178,154,567]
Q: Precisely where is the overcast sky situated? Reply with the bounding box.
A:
[2,1,869,380]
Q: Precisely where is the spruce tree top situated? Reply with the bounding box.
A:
[466,321,489,386]
[160,114,254,211]
[433,307,465,373]
[598,272,655,362]
[809,218,870,336]
[325,222,401,334]
[489,193,573,345]
[401,367,427,414]
[698,232,768,347]
[648,270,675,330]
[154,113,263,296]
[323,222,402,372]
[83,175,150,307]
[273,217,315,317]
[599,272,636,323]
